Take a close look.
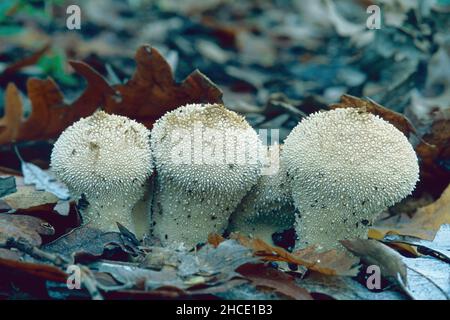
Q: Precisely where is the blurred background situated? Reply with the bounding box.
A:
[0,0,449,195]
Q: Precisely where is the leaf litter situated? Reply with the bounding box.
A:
[0,0,449,300]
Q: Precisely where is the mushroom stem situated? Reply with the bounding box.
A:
[294,208,371,251]
[151,179,240,247]
[82,199,136,232]
[228,145,295,245]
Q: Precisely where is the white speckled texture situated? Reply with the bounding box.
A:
[150,103,262,247]
[228,144,295,244]
[50,111,153,233]
[282,108,419,251]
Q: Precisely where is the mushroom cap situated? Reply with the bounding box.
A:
[283,108,419,215]
[151,103,261,195]
[51,111,153,204]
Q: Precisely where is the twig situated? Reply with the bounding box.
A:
[3,237,105,300]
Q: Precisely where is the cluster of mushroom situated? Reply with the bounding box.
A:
[50,104,419,251]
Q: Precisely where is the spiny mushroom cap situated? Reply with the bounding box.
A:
[51,111,153,205]
[283,108,419,216]
[151,103,261,195]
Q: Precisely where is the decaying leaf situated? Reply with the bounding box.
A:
[91,240,257,292]
[21,161,70,200]
[228,233,359,276]
[237,263,313,300]
[415,119,450,194]
[404,256,450,300]
[383,224,450,263]
[0,83,22,143]
[341,239,408,287]
[44,226,138,262]
[299,272,407,300]
[330,94,417,137]
[0,213,55,246]
[0,45,223,145]
[0,176,16,198]
[0,43,50,84]
[370,183,450,241]
[104,45,223,125]
[0,257,68,284]
[0,186,59,211]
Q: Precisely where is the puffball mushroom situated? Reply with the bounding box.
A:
[228,144,295,244]
[282,108,419,251]
[150,103,262,247]
[51,111,153,234]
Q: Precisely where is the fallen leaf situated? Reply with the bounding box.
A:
[93,240,256,292]
[0,83,22,143]
[104,45,223,125]
[330,94,417,137]
[370,183,450,241]
[299,272,407,300]
[0,248,22,261]
[53,200,71,216]
[0,186,59,211]
[0,257,67,283]
[230,233,359,276]
[404,256,450,300]
[237,263,313,300]
[341,239,408,287]
[415,119,450,195]
[0,176,16,198]
[0,213,55,246]
[44,226,138,262]
[0,45,223,145]
[383,224,450,263]
[0,43,51,85]
[21,161,70,200]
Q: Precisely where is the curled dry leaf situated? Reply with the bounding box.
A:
[237,263,313,300]
[0,257,67,283]
[0,45,223,145]
[415,119,450,195]
[370,183,450,241]
[0,83,22,144]
[341,239,408,287]
[0,213,55,246]
[0,43,51,85]
[43,226,138,262]
[226,233,359,276]
[0,186,59,211]
[330,94,417,137]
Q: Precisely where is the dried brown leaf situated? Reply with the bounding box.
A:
[341,239,408,286]
[229,233,359,276]
[0,83,22,143]
[0,213,54,246]
[370,183,450,241]
[0,45,223,145]
[237,263,313,300]
[330,94,417,137]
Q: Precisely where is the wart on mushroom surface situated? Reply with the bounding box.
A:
[150,103,262,248]
[282,108,419,251]
[228,144,295,244]
[50,111,153,234]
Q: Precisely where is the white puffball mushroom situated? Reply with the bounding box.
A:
[150,103,262,247]
[228,144,295,244]
[51,111,153,234]
[282,108,419,251]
